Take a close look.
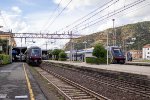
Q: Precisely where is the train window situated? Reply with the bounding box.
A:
[113,49,122,55]
[32,49,40,55]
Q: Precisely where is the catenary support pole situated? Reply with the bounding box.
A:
[107,31,109,65]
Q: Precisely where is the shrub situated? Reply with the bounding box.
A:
[52,49,63,60]
[0,55,3,64]
[59,58,67,61]
[92,44,107,58]
[59,52,67,61]
[86,57,110,64]
[0,54,10,65]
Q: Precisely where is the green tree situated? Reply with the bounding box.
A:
[52,49,63,60]
[59,51,67,61]
[48,49,53,59]
[92,44,106,58]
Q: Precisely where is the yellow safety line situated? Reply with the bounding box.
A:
[23,63,35,100]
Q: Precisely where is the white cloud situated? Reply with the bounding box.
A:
[89,0,150,33]
[0,9,30,47]
[11,6,22,14]
[1,0,150,49]
[16,0,35,6]
[53,0,104,11]
[123,0,150,18]
[0,9,74,48]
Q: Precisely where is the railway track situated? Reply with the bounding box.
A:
[35,67,109,100]
[78,71,150,98]
[42,62,150,100]
[78,66,149,97]
[75,68,150,97]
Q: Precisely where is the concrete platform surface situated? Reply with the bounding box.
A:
[44,60,150,76]
[126,61,150,66]
[0,63,46,100]
[0,63,29,100]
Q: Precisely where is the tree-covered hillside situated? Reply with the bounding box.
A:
[64,21,150,51]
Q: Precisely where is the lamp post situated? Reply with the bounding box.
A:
[9,30,12,63]
[83,41,87,62]
[0,26,3,53]
[72,41,75,62]
[107,31,109,65]
[112,19,115,46]
[45,42,48,51]
[70,31,73,62]
[70,40,73,62]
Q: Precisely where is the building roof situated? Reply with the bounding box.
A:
[143,44,150,48]
[13,47,27,49]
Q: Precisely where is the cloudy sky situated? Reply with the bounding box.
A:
[0,0,150,49]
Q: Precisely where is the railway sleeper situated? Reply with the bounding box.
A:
[39,67,110,100]
[61,88,80,91]
[63,90,85,94]
[78,98,97,100]
[62,90,83,93]
[71,95,93,99]
[67,93,89,97]
[59,86,76,89]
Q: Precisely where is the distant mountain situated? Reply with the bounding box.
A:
[64,21,150,52]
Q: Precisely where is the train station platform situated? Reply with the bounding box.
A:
[44,60,150,76]
[125,61,150,66]
[0,63,46,100]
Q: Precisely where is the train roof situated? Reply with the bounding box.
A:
[13,47,27,49]
[24,46,41,54]
[65,48,94,54]
[28,46,41,49]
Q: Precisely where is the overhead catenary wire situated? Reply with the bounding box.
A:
[57,0,119,33]
[80,0,146,32]
[68,0,120,31]
[123,1,150,18]
[44,0,73,31]
[41,0,63,32]
[73,0,146,33]
[73,0,144,31]
[57,0,116,32]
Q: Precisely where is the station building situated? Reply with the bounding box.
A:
[129,50,142,59]
[0,31,16,47]
[142,44,150,60]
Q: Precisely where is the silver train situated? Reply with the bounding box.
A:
[65,46,126,64]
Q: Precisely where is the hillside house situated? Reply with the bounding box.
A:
[142,44,150,60]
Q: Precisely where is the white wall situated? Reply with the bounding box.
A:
[143,48,150,60]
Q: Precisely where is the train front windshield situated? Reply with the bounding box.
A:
[31,49,41,56]
[113,48,123,56]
